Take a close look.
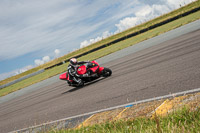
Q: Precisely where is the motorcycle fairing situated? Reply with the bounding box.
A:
[77,65,87,75]
[98,67,104,73]
[59,72,73,82]
[90,66,99,73]
[59,72,68,80]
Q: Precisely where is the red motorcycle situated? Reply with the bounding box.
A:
[59,60,112,87]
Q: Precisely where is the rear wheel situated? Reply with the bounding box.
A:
[102,68,112,77]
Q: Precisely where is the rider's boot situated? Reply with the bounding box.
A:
[73,77,83,86]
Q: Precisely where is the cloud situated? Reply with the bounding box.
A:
[34,59,44,66]
[80,41,90,48]
[115,4,172,32]
[80,31,113,48]
[80,37,102,48]
[15,65,33,75]
[34,56,51,66]
[42,56,51,62]
[102,31,113,39]
[115,17,139,32]
[54,49,61,58]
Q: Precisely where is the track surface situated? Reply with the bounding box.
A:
[1,29,200,132]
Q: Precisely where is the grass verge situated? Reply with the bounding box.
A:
[0,0,200,86]
[50,107,200,133]
[0,3,200,97]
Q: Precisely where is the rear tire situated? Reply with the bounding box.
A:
[102,68,112,77]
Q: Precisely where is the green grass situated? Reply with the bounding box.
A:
[0,1,200,97]
[0,0,200,86]
[49,107,200,133]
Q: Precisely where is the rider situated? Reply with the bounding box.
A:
[67,58,90,85]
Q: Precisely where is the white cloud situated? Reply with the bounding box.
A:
[42,56,51,62]
[80,31,114,48]
[115,4,171,32]
[135,5,152,18]
[34,59,44,66]
[54,49,60,58]
[115,17,139,32]
[34,56,51,66]
[80,36,103,48]
[15,65,33,75]
[102,31,113,39]
[80,40,90,48]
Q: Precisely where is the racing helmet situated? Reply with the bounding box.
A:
[70,58,77,65]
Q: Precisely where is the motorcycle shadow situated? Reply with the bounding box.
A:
[62,77,106,94]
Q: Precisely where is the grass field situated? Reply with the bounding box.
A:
[0,1,200,97]
[50,107,200,133]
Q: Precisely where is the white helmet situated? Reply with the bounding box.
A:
[70,58,77,65]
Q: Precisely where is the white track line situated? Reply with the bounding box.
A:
[10,88,200,133]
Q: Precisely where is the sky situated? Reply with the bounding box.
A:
[0,0,195,81]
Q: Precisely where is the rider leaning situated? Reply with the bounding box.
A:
[67,58,90,85]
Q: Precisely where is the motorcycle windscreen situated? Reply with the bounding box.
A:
[91,60,99,66]
[59,72,68,80]
[77,65,87,75]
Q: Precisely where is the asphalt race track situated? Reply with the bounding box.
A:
[1,26,200,132]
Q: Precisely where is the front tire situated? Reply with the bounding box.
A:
[102,68,112,77]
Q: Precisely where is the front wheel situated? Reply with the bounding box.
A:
[102,68,112,77]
